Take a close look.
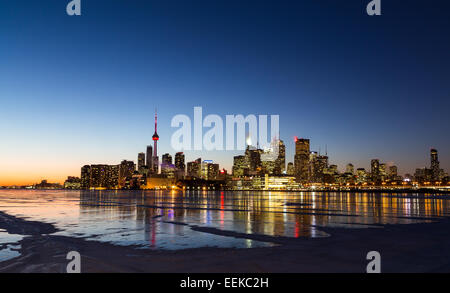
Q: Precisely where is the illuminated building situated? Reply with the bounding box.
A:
[152,156,159,174]
[90,165,108,188]
[119,160,135,188]
[201,161,219,180]
[371,159,380,183]
[379,163,387,181]
[139,165,150,177]
[232,175,300,190]
[431,149,440,181]
[308,151,318,182]
[145,174,176,189]
[356,168,368,184]
[389,165,398,180]
[329,164,338,173]
[161,153,172,175]
[275,139,286,175]
[87,164,119,189]
[161,154,175,179]
[262,160,276,175]
[64,176,81,189]
[106,165,119,188]
[187,158,201,178]
[162,153,172,165]
[130,172,146,189]
[323,164,338,184]
[146,145,153,171]
[81,165,91,189]
[264,175,299,190]
[310,153,328,183]
[414,167,431,183]
[175,152,185,173]
[232,155,247,177]
[208,163,220,180]
[245,145,262,175]
[286,162,294,176]
[294,137,310,183]
[34,180,63,190]
[137,152,145,171]
[174,152,185,178]
[217,168,228,181]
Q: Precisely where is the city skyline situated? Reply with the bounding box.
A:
[1,0,450,185]
[3,121,448,187]
[43,133,448,191]
[1,108,449,185]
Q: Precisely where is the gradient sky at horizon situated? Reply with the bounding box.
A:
[1,0,449,185]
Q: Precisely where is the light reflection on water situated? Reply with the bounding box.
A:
[0,190,449,252]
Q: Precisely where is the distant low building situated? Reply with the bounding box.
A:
[34,180,63,190]
[64,176,81,189]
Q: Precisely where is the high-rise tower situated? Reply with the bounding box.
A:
[137,152,145,171]
[146,145,153,169]
[430,148,440,181]
[152,110,159,174]
[152,110,159,156]
[294,137,310,183]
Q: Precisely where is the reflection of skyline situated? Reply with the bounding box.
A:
[76,190,450,246]
[1,190,449,249]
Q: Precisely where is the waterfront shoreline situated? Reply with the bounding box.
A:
[1,211,450,273]
[1,188,450,195]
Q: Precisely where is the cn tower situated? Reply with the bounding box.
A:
[152,110,159,157]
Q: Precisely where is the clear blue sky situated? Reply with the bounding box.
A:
[1,0,449,184]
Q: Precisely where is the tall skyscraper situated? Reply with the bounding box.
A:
[152,111,159,174]
[294,137,310,183]
[245,146,262,175]
[146,145,153,170]
[371,159,380,183]
[379,163,387,181]
[81,165,91,189]
[106,165,119,188]
[275,139,286,175]
[161,153,173,176]
[137,152,145,171]
[431,148,440,181]
[175,152,185,176]
[187,158,202,178]
[119,160,135,188]
[232,155,247,177]
[310,154,328,183]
